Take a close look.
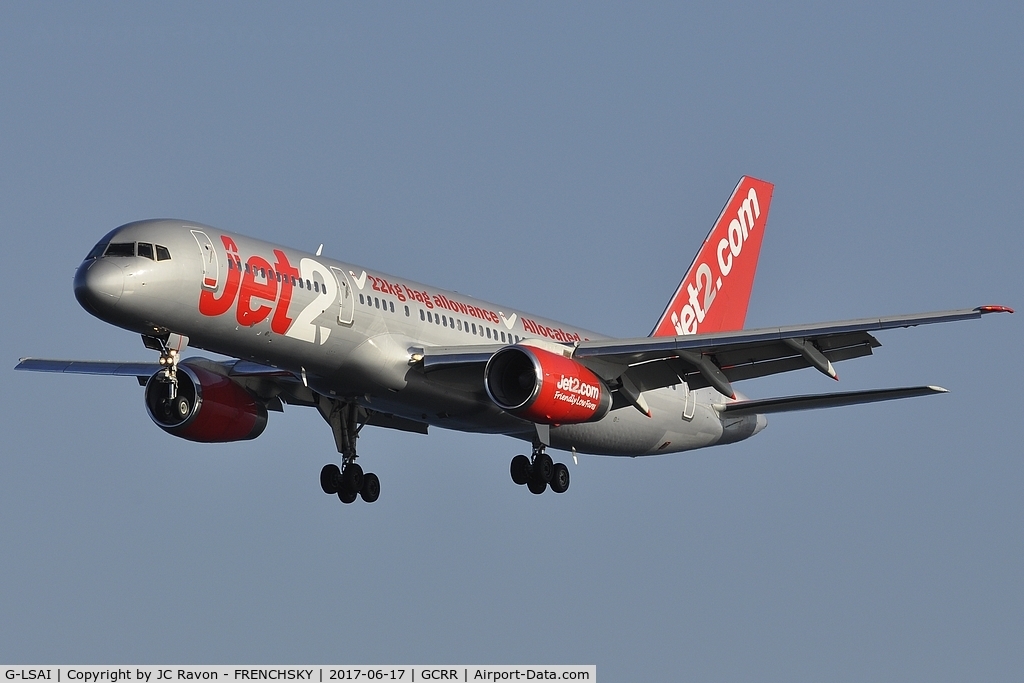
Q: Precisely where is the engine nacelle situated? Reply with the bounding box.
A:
[144,362,268,442]
[484,345,611,424]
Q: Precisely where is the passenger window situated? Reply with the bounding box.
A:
[268,269,275,280]
[405,306,410,317]
[486,328,491,339]
[443,316,448,327]
[419,309,425,321]
[104,242,135,257]
[359,294,364,305]
[390,302,395,313]
[244,263,251,274]
[276,271,281,282]
[500,331,506,342]
[435,314,440,325]
[457,320,462,331]
[297,278,303,289]
[472,323,477,335]
[306,279,311,290]
[314,281,320,293]
[228,259,235,270]
[137,242,154,260]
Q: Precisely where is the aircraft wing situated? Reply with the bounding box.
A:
[16,358,161,380]
[15,357,429,434]
[414,305,1011,410]
[571,306,1012,397]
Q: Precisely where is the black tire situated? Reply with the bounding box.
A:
[533,453,554,484]
[338,488,357,504]
[360,472,381,503]
[341,462,364,494]
[510,455,530,485]
[550,463,570,493]
[320,463,341,495]
[527,477,546,495]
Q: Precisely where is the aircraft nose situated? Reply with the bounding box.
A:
[74,258,124,314]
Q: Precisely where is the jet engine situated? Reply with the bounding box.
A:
[144,362,268,442]
[484,345,611,424]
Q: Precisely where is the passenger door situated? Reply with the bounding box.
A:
[330,267,355,326]
[190,229,219,291]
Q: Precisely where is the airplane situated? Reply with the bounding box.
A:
[16,176,1012,504]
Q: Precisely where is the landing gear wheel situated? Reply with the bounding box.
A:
[175,396,190,419]
[320,464,340,495]
[533,452,554,484]
[360,472,380,503]
[510,455,530,485]
[527,477,547,495]
[550,463,570,493]
[341,463,364,494]
[338,488,357,504]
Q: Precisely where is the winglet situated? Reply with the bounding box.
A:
[651,176,775,337]
[976,305,1014,314]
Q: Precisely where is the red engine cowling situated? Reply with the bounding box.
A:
[484,345,611,424]
[144,362,268,442]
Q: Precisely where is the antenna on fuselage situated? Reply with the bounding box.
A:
[316,244,323,256]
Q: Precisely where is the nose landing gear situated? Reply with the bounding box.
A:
[142,333,190,417]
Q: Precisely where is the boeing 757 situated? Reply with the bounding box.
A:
[17,177,1012,504]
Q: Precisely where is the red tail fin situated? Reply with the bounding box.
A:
[651,176,774,337]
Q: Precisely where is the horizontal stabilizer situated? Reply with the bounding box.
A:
[720,385,948,416]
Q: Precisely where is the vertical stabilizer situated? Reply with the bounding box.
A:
[651,176,774,337]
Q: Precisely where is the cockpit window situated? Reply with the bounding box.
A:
[137,242,154,260]
[155,245,171,261]
[85,227,121,260]
[87,241,110,260]
[105,242,136,257]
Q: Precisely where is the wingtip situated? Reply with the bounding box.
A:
[929,385,949,393]
[977,305,1014,314]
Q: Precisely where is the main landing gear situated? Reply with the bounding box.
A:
[510,446,570,495]
[316,398,380,504]
[320,462,380,504]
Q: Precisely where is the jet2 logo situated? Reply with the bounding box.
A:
[199,236,336,344]
[671,186,761,335]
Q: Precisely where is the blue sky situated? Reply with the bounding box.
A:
[1,3,1021,680]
